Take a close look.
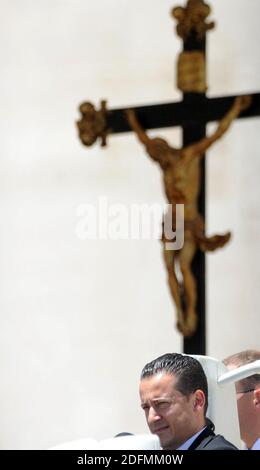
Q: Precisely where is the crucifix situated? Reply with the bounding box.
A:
[76,0,260,355]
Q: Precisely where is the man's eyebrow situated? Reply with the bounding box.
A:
[141,397,172,406]
[140,402,148,408]
[152,397,172,403]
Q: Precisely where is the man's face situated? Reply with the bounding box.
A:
[139,372,203,450]
[225,363,258,446]
[235,380,260,447]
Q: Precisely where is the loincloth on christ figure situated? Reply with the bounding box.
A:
[161,214,231,253]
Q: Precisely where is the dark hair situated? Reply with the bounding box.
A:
[141,353,208,413]
[223,349,260,390]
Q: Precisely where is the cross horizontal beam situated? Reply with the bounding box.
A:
[107,92,260,134]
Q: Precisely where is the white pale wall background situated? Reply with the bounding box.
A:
[0,0,259,449]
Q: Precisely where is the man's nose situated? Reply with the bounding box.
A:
[147,407,162,424]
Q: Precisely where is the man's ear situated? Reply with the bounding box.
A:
[253,387,260,409]
[193,390,205,412]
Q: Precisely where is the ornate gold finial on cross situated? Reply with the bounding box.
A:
[171,0,215,40]
[77,100,108,147]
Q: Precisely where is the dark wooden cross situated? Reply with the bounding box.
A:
[77,0,260,355]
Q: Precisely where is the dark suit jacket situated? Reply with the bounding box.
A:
[188,425,238,450]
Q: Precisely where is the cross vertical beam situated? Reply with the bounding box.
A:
[182,33,206,354]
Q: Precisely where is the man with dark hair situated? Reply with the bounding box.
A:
[223,349,260,450]
[140,353,237,450]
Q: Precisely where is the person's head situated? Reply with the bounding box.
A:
[114,432,133,438]
[223,349,260,449]
[139,353,208,450]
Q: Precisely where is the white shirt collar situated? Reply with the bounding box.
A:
[177,427,206,450]
[249,438,260,450]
